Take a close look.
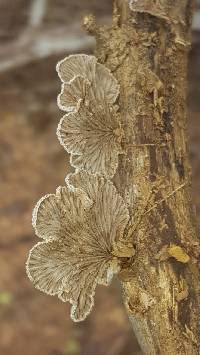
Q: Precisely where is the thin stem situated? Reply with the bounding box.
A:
[144,181,188,216]
[126,181,188,242]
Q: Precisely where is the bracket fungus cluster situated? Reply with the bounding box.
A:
[26,54,131,322]
[56,54,123,178]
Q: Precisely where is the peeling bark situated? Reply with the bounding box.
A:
[88,0,200,353]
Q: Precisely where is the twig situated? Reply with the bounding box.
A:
[126,181,188,241]
[144,182,187,215]
[0,27,94,72]
[29,0,47,28]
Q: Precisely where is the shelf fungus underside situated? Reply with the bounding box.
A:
[26,54,128,322]
[26,171,130,322]
[56,54,123,178]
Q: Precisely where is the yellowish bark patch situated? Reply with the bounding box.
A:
[168,244,190,264]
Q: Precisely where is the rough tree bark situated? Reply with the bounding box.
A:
[86,0,200,354]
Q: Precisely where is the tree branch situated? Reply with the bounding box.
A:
[94,0,200,353]
[0,26,94,73]
[29,0,47,28]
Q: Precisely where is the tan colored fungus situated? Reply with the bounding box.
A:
[56,54,123,177]
[26,171,130,322]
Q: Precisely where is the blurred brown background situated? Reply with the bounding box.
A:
[0,1,199,355]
